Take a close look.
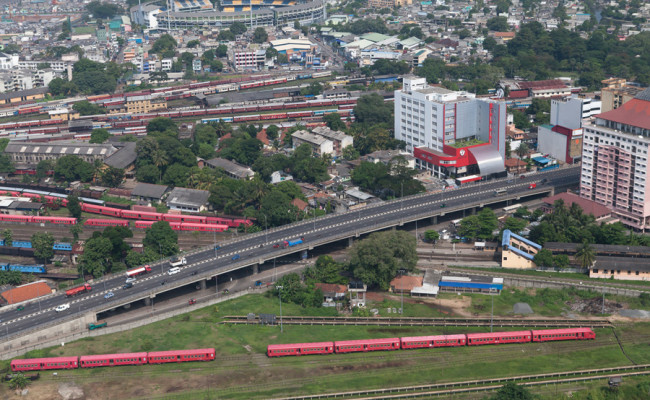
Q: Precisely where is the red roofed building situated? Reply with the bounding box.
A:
[390,275,423,294]
[504,158,527,174]
[314,283,347,304]
[1,281,52,305]
[499,79,579,99]
[580,88,650,231]
[542,192,613,221]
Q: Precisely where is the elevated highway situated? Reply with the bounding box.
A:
[0,166,579,344]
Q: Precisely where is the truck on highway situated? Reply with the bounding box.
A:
[169,257,187,267]
[88,320,107,330]
[125,265,152,278]
[283,237,304,247]
[65,283,91,297]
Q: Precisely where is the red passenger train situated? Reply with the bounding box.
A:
[266,328,596,357]
[11,349,215,372]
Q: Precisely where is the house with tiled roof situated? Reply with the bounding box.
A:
[315,283,347,305]
[542,192,613,222]
[390,275,423,294]
[1,281,52,305]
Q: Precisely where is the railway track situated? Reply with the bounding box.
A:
[222,315,613,328]
[270,364,650,400]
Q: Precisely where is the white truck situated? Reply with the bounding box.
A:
[169,257,187,267]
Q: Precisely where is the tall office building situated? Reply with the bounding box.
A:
[580,88,650,230]
[394,76,506,179]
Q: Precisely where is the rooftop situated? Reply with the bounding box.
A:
[596,97,650,131]
[205,158,255,179]
[1,281,51,305]
[131,182,169,199]
[166,187,210,208]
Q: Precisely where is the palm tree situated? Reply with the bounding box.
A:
[515,142,529,159]
[151,150,169,183]
[575,240,596,269]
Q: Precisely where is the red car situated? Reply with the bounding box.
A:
[528,183,537,189]
[273,243,280,248]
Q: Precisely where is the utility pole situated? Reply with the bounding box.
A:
[263,214,268,243]
[276,285,283,333]
[400,181,404,210]
[490,292,494,333]
[602,292,605,314]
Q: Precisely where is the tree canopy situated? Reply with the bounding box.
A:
[86,1,121,18]
[348,230,418,290]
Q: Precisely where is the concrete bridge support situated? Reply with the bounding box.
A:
[431,216,438,225]
[253,263,259,274]
[200,279,207,290]
[143,297,152,306]
[348,237,354,247]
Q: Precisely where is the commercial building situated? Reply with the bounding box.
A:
[230,49,267,72]
[537,96,595,165]
[3,142,118,168]
[394,76,506,179]
[580,88,650,231]
[600,78,645,112]
[125,95,167,114]
[0,87,47,105]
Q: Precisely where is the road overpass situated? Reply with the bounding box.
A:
[0,166,579,347]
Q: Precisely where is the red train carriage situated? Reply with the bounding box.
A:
[81,203,104,214]
[11,357,79,372]
[466,330,532,346]
[99,206,123,217]
[400,334,467,349]
[32,216,77,225]
[79,353,148,368]
[180,223,229,232]
[161,214,207,224]
[84,219,129,227]
[531,328,595,342]
[148,348,216,364]
[135,220,155,229]
[0,214,33,223]
[334,338,401,353]
[267,342,334,357]
[169,222,182,230]
[120,210,163,220]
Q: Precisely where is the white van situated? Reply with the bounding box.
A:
[168,267,181,275]
[169,257,187,267]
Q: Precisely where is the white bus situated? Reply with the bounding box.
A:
[503,204,523,214]
[451,218,462,228]
[494,188,507,196]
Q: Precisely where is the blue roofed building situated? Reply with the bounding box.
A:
[501,229,542,269]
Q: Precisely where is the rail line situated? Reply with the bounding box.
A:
[270,364,650,400]
[222,315,613,328]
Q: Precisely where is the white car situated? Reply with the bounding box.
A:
[168,267,181,275]
[125,277,136,284]
[55,303,70,312]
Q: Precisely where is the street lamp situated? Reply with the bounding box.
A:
[158,242,163,274]
[276,285,283,333]
[400,181,404,210]
[312,208,316,231]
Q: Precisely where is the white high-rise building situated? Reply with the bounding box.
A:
[394,76,507,179]
[580,88,650,231]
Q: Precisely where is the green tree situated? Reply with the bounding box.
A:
[515,142,529,159]
[512,109,531,130]
[265,47,278,59]
[229,21,247,35]
[89,128,111,144]
[217,30,235,41]
[143,221,179,257]
[348,230,418,290]
[323,113,346,131]
[477,208,498,239]
[300,82,323,96]
[136,164,160,183]
[503,217,527,234]
[151,34,177,55]
[304,255,347,285]
[86,0,121,18]
[277,53,289,64]
[424,230,440,242]
[0,153,13,173]
[487,16,509,31]
[342,145,360,161]
[54,155,95,182]
[216,44,228,58]
[575,240,595,269]
[187,39,200,48]
[79,236,113,277]
[32,232,55,263]
[489,382,533,400]
[2,229,12,247]
[48,77,79,96]
[458,215,481,239]
[147,117,178,135]
[72,100,106,116]
[253,27,268,43]
[265,124,279,140]
[100,166,125,187]
[70,224,83,241]
[67,194,82,219]
[533,248,554,268]
[8,374,30,390]
[354,93,393,125]
[554,254,570,269]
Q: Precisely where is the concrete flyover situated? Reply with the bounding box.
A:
[0,166,580,344]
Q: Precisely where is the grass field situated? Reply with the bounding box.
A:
[2,292,649,399]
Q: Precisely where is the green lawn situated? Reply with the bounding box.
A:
[3,293,649,399]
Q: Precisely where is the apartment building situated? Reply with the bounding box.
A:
[291,130,334,156]
[580,88,650,231]
[311,126,353,156]
[394,76,506,179]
